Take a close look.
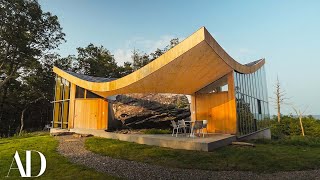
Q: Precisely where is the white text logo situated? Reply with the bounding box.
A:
[6,150,46,177]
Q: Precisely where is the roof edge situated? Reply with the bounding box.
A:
[203,27,265,74]
[53,27,265,94]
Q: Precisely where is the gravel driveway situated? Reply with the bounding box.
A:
[56,135,320,180]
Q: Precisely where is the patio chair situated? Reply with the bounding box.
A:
[43,124,51,131]
[171,120,188,137]
[193,121,204,137]
[202,120,208,137]
[178,119,190,135]
[171,120,179,137]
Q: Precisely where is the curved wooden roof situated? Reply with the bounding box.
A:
[53,27,265,97]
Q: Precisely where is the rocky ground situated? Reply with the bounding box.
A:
[57,135,320,180]
[112,93,191,129]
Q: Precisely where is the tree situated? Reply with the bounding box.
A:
[132,49,150,71]
[270,76,290,123]
[131,38,180,70]
[292,106,308,136]
[16,55,57,135]
[74,44,119,78]
[168,38,179,49]
[150,48,164,61]
[0,0,65,136]
[150,38,180,61]
[0,0,65,89]
[53,54,75,71]
[117,61,133,77]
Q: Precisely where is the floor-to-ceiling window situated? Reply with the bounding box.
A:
[52,75,70,128]
[234,66,270,136]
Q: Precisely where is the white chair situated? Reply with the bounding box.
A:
[171,120,189,137]
[178,119,190,135]
[171,120,182,137]
[43,124,51,131]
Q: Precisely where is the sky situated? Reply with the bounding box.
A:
[38,0,320,115]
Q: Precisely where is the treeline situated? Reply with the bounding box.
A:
[0,0,178,137]
[54,37,179,77]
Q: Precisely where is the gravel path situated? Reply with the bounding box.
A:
[56,135,320,180]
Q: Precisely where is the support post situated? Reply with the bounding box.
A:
[190,94,197,121]
[68,83,76,129]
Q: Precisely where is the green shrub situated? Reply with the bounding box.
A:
[270,115,320,139]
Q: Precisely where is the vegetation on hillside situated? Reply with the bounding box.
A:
[270,115,320,139]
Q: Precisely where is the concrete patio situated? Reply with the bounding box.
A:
[51,128,236,151]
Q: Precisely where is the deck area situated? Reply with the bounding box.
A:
[51,128,236,151]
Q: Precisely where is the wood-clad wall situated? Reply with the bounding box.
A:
[192,72,237,134]
[68,83,76,129]
[73,98,108,130]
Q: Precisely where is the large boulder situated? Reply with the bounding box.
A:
[112,93,191,129]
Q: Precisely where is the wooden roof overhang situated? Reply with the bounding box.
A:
[53,27,265,98]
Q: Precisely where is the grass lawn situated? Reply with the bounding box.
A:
[85,136,320,173]
[0,132,118,179]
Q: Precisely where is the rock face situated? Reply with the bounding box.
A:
[112,93,191,129]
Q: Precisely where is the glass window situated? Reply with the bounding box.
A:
[253,71,258,99]
[244,74,249,96]
[221,84,228,91]
[53,76,71,129]
[86,90,101,98]
[234,65,270,135]
[76,86,85,98]
[263,67,269,101]
[249,73,254,98]
[257,99,262,114]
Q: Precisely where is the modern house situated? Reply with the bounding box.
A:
[52,27,270,138]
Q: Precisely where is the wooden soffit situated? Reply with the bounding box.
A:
[53,27,265,97]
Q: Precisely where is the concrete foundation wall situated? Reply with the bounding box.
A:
[237,128,271,141]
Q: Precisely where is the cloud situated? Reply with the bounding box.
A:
[113,35,182,65]
[229,47,259,64]
[238,48,251,54]
[113,49,132,65]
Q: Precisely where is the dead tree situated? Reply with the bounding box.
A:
[292,106,308,136]
[270,76,290,123]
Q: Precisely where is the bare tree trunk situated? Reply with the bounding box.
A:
[277,100,281,123]
[299,115,305,136]
[18,96,45,136]
[293,107,307,137]
[19,108,27,136]
[272,77,289,123]
[276,77,281,123]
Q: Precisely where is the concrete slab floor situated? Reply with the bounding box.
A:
[51,128,236,151]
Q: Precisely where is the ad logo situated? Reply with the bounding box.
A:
[6,150,46,177]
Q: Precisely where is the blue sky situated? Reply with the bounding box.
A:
[39,0,320,115]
